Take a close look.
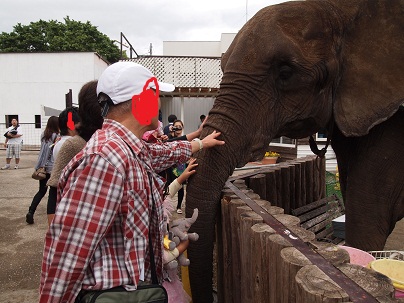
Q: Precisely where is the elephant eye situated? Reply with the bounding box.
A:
[279,65,293,81]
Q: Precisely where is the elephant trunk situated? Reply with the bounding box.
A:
[185,71,274,301]
[186,118,242,303]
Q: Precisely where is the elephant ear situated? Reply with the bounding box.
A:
[334,1,404,136]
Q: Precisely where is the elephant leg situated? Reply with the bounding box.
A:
[332,109,404,251]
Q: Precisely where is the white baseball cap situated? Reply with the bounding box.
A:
[97,62,175,104]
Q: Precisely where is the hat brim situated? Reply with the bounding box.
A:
[154,81,175,92]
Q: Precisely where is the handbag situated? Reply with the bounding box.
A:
[76,169,168,303]
[77,235,168,303]
[31,135,55,181]
[32,167,47,180]
[78,284,168,303]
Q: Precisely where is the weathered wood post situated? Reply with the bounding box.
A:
[305,156,314,204]
[295,157,307,207]
[248,173,267,200]
[280,244,350,303]
[295,264,395,302]
[250,223,276,302]
[239,211,265,302]
[268,226,316,303]
[263,168,278,204]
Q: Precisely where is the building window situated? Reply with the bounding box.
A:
[270,136,296,146]
[316,130,328,142]
[35,115,41,129]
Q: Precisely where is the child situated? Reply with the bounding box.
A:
[167,119,187,213]
[162,158,198,303]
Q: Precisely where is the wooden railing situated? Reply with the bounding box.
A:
[216,157,395,303]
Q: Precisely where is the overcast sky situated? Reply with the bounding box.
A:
[0,0,289,56]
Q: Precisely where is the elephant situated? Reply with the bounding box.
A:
[184,0,404,301]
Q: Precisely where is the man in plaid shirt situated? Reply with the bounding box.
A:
[39,62,224,303]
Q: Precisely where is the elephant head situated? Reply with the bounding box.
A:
[185,0,404,301]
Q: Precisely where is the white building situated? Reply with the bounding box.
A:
[163,33,236,57]
[0,52,108,146]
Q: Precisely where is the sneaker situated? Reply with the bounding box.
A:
[176,209,183,214]
[14,165,19,169]
[26,212,34,224]
[1,165,10,170]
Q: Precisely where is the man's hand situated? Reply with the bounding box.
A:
[190,130,225,154]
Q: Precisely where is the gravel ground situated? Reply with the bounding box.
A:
[0,149,402,303]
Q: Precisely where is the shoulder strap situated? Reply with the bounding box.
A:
[148,207,158,285]
[123,139,159,284]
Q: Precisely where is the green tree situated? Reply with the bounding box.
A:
[0,16,122,63]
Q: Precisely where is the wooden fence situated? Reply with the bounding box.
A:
[228,155,326,215]
[216,156,396,302]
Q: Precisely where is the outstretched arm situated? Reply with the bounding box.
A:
[190,130,225,154]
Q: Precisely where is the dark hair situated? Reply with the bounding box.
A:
[43,116,59,142]
[172,120,184,137]
[173,119,184,127]
[76,80,103,141]
[200,114,206,120]
[59,107,80,136]
[168,114,177,123]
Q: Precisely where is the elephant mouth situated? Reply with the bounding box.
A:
[233,146,265,168]
[245,142,269,165]
[279,119,320,138]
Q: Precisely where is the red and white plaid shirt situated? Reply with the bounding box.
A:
[39,119,191,303]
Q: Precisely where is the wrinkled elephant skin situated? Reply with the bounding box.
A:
[185,0,404,302]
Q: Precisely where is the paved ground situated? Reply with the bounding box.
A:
[0,150,49,302]
[0,150,402,302]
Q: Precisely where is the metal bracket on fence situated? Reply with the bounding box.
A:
[225,180,379,303]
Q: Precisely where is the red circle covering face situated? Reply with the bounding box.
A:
[132,77,159,125]
[67,112,75,130]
